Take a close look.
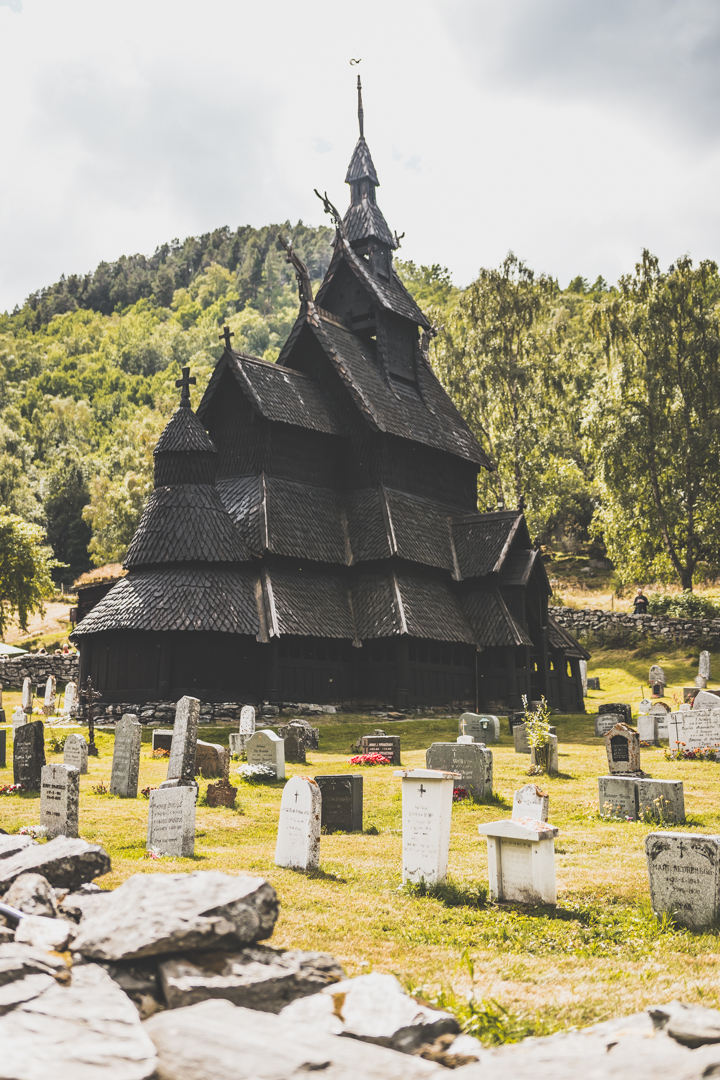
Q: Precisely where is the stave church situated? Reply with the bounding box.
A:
[71,82,587,713]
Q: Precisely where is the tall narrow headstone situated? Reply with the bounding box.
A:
[646,832,720,930]
[637,714,658,745]
[63,681,77,716]
[12,707,26,732]
[246,730,285,779]
[275,776,321,870]
[40,763,79,838]
[512,784,549,822]
[425,742,492,800]
[283,729,306,765]
[0,729,5,769]
[579,659,588,697]
[13,721,45,789]
[395,768,457,884]
[315,774,363,832]
[147,786,196,857]
[700,651,712,681]
[110,713,142,797]
[513,723,530,754]
[530,734,559,775]
[43,676,56,717]
[230,705,257,756]
[21,678,32,716]
[63,732,88,774]
[166,696,200,785]
[478,818,559,905]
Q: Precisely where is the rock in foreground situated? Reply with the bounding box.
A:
[144,998,441,1079]
[159,945,344,1012]
[0,836,110,893]
[73,872,279,960]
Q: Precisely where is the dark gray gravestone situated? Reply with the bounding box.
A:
[315,774,363,832]
[283,729,306,765]
[13,721,46,790]
[152,730,174,753]
[360,735,400,764]
[599,703,632,726]
[0,729,5,768]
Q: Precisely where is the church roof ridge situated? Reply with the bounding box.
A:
[154,405,217,456]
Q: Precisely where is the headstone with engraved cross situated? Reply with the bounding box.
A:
[394,768,459,884]
[79,676,102,756]
[275,776,321,870]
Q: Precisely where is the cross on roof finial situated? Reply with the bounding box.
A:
[357,74,364,138]
[175,366,196,408]
[220,325,234,351]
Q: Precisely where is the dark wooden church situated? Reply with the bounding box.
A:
[72,84,587,713]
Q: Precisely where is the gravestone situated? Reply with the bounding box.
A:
[152,730,173,753]
[315,774,363,832]
[668,709,720,752]
[649,664,666,697]
[21,678,32,716]
[360,733,400,764]
[13,721,45,789]
[12,707,26,732]
[649,700,670,738]
[0,729,4,769]
[63,733,88,774]
[638,698,652,715]
[43,676,56,717]
[246,730,285,779]
[637,714,658,745]
[478,818,559,904]
[603,723,641,774]
[165,696,200,786]
[275,776,321,871]
[512,783,549,822]
[700,651,712,681]
[598,776,639,819]
[110,713,142,797]
[230,706,257,756]
[696,674,708,688]
[599,703,633,726]
[279,719,319,752]
[206,776,237,808]
[458,713,499,744]
[594,713,623,737]
[283,729,306,765]
[195,740,228,778]
[645,832,720,930]
[147,786,196,857]
[587,676,600,690]
[530,734,559,775]
[425,742,492,800]
[63,681,77,716]
[395,768,457,884]
[513,723,530,754]
[693,689,720,710]
[636,778,685,823]
[579,659,588,696]
[40,763,79,838]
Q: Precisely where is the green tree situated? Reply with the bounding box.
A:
[0,510,60,636]
[589,251,720,589]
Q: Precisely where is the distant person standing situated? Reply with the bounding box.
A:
[633,588,649,614]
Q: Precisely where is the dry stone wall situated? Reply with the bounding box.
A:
[0,654,79,689]
[550,606,720,646]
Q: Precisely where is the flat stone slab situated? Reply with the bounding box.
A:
[73,871,279,960]
[159,945,344,1012]
[0,962,157,1079]
[0,836,111,894]
[0,835,35,862]
[144,998,441,1079]
[4,872,58,918]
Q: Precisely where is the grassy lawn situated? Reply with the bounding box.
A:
[2,647,720,1042]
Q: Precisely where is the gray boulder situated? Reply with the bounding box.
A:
[4,873,58,918]
[159,944,344,1012]
[14,914,76,951]
[0,836,111,893]
[0,941,70,985]
[279,972,459,1055]
[0,972,57,1015]
[0,835,35,861]
[73,872,279,961]
[0,962,157,1079]
[648,1000,720,1047]
[144,998,442,1079]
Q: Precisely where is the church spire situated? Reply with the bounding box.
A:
[343,77,397,253]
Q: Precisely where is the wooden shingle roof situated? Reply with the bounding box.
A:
[124,484,251,568]
[548,615,590,660]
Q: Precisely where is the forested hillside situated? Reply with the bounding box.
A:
[2,224,720,592]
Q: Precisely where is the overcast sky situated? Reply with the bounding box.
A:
[1,0,719,311]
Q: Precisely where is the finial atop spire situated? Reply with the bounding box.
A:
[357,75,364,138]
[175,366,196,408]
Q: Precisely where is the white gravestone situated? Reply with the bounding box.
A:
[394,768,458,885]
[110,713,142,797]
[40,763,79,838]
[275,776,321,871]
[594,713,623,737]
[230,705,256,755]
[63,732,88,774]
[668,709,720,752]
[637,715,658,745]
[43,676,56,717]
[512,784,549,822]
[165,696,200,785]
[478,818,559,905]
[638,698,652,715]
[425,742,492,800]
[458,713,499,744]
[646,832,720,930]
[63,681,77,716]
[598,776,639,819]
[147,786,196,857]
[636,778,685,823]
[649,701,670,738]
[12,707,26,732]
[513,723,530,755]
[700,651,712,681]
[693,689,720,711]
[530,734,558,775]
[22,678,32,715]
[245,730,285,779]
[579,659,588,696]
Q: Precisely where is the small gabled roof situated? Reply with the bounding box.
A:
[197,349,343,436]
[451,512,526,578]
[155,406,216,455]
[315,237,430,329]
[462,583,533,648]
[548,615,590,660]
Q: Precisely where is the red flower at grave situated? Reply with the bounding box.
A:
[453,787,469,801]
[347,753,392,765]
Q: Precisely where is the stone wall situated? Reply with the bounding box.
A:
[550,606,720,646]
[89,700,338,725]
[0,654,79,689]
